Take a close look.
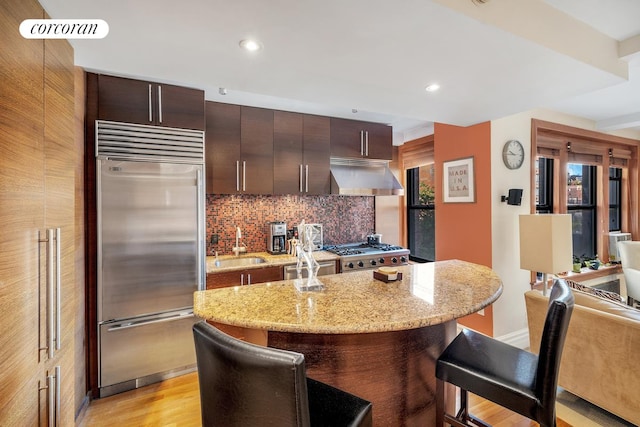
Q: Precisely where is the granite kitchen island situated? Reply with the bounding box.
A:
[194,259,502,426]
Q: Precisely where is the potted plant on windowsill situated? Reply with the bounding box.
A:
[572,255,582,273]
[586,254,601,270]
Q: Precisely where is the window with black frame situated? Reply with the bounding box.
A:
[609,167,622,232]
[536,157,554,213]
[567,163,597,259]
[407,165,435,262]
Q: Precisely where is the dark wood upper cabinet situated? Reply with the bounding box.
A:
[330,117,392,160]
[273,112,330,195]
[303,115,331,194]
[205,102,273,194]
[97,74,204,130]
[241,107,274,195]
[206,102,241,194]
[273,111,304,194]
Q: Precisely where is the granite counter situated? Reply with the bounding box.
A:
[195,259,502,333]
[194,259,502,426]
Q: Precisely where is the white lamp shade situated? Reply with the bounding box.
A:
[519,214,573,274]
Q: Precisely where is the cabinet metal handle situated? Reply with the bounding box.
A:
[43,366,60,427]
[41,228,60,359]
[299,164,303,193]
[247,274,251,285]
[242,161,246,192]
[42,228,61,357]
[47,229,55,359]
[148,84,153,122]
[55,228,61,352]
[236,161,240,191]
[360,130,364,156]
[365,131,369,156]
[240,274,244,286]
[305,165,309,193]
[48,372,55,427]
[157,85,163,124]
[55,366,60,427]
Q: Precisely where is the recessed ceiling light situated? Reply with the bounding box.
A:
[239,39,262,52]
[425,83,440,92]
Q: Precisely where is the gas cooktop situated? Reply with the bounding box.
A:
[324,242,406,256]
[324,242,410,271]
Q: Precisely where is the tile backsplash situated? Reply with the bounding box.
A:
[206,194,374,255]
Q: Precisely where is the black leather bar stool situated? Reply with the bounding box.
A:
[193,321,372,427]
[435,279,574,427]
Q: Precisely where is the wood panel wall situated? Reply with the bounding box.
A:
[0,0,45,423]
[0,1,79,423]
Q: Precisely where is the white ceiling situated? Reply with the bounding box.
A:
[38,0,640,141]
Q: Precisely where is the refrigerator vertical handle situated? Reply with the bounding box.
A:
[55,228,61,351]
[196,169,204,290]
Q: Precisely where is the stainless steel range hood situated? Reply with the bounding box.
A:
[330,158,404,196]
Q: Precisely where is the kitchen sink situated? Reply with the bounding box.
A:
[213,257,267,268]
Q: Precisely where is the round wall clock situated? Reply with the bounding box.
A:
[502,139,524,170]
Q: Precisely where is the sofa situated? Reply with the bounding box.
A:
[525,281,640,426]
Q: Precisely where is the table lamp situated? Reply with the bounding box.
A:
[519,214,573,295]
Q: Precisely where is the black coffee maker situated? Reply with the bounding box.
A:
[267,221,287,254]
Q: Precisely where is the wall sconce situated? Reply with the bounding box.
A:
[501,189,523,206]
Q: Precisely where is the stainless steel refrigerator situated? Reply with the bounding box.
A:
[96,121,205,397]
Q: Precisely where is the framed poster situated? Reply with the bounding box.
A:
[443,156,475,203]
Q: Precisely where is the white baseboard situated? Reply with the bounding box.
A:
[495,327,530,349]
[455,324,530,349]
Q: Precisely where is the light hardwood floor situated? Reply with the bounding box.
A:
[78,372,569,426]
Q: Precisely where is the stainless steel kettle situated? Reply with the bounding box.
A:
[367,233,382,245]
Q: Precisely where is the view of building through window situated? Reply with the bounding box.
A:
[567,163,597,259]
[407,164,435,262]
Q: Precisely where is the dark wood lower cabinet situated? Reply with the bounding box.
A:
[206,266,283,289]
[268,321,457,427]
[206,266,283,341]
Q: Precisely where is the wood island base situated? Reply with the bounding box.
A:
[268,320,457,427]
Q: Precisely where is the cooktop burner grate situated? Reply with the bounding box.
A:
[324,242,408,256]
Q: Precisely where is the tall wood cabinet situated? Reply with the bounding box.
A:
[273,112,331,195]
[0,1,77,425]
[205,102,274,194]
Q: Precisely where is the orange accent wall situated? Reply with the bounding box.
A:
[434,122,494,335]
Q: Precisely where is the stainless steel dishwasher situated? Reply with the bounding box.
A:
[283,261,336,280]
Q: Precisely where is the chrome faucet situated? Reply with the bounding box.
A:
[232,226,246,256]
